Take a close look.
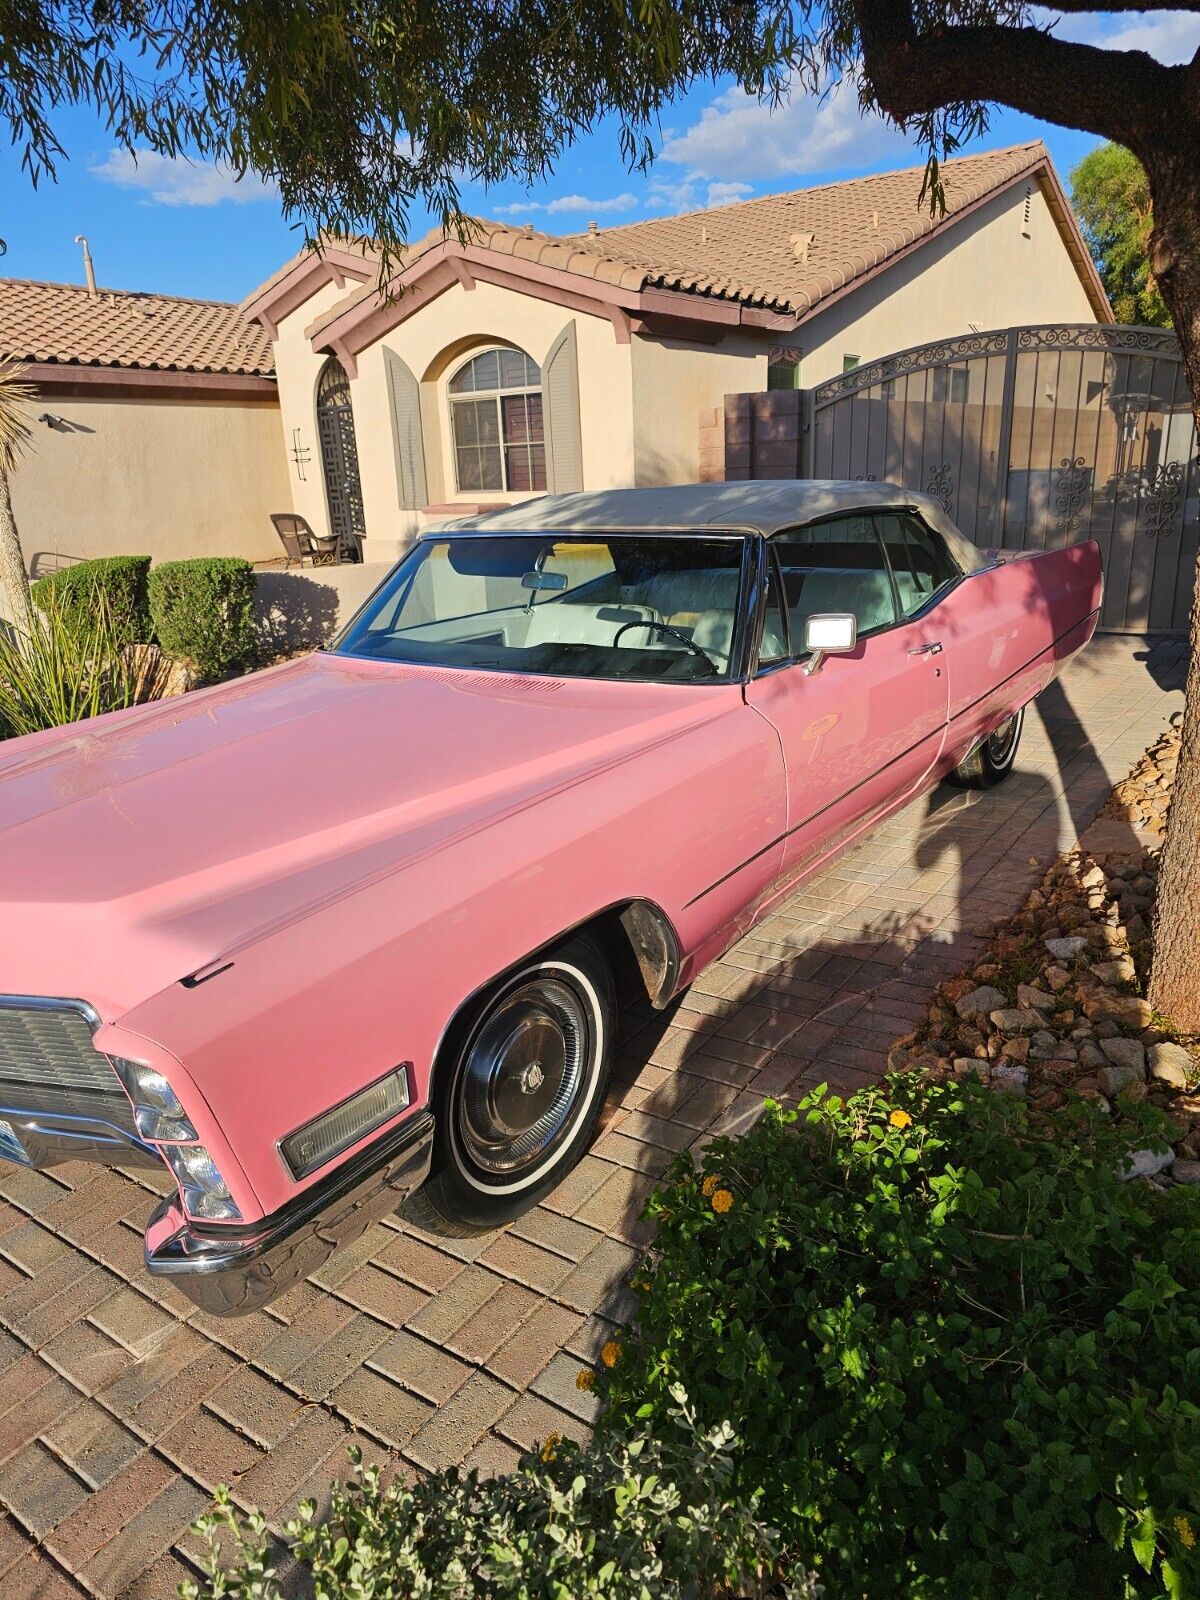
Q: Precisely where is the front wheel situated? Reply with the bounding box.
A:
[950,706,1024,788]
[406,935,615,1235]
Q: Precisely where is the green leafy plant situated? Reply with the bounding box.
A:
[183,1391,820,1600]
[148,557,258,683]
[33,555,153,647]
[0,586,169,738]
[604,1080,1200,1600]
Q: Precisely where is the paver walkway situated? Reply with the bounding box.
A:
[0,636,1187,1599]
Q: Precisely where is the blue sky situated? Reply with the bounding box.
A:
[1,9,1196,305]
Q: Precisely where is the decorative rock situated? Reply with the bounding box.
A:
[1075,1086,1111,1113]
[955,985,1008,1020]
[989,1008,1042,1035]
[1149,1042,1194,1090]
[1090,956,1137,987]
[988,1062,1028,1095]
[1120,1148,1173,1181]
[1171,1159,1200,1185]
[1044,936,1088,960]
[1001,1036,1030,1063]
[1080,863,1106,890]
[1078,1043,1107,1071]
[952,1058,980,1078]
[1097,1062,1142,1098]
[1083,994,1152,1030]
[1044,965,1072,992]
[1100,1037,1146,1075]
[1016,984,1055,1012]
[1030,1030,1065,1059]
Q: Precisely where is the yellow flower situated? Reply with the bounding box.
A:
[701,1174,721,1197]
[1175,1516,1196,1550]
[889,1109,914,1130]
[575,1368,596,1392]
[540,1432,560,1463]
[600,1339,621,1368]
[711,1188,734,1214]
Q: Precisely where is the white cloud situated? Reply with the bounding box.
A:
[643,175,757,214]
[703,180,755,208]
[1050,8,1200,64]
[658,77,914,185]
[493,191,639,218]
[89,149,278,207]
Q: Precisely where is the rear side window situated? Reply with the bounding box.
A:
[876,513,961,618]
[772,515,899,646]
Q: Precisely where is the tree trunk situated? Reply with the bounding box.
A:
[0,467,33,636]
[1144,144,1200,1032]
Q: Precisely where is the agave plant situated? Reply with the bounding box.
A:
[0,587,171,740]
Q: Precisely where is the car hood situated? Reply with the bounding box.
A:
[0,652,728,1019]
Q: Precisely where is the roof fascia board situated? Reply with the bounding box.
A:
[241,247,377,336]
[307,239,799,359]
[23,363,279,399]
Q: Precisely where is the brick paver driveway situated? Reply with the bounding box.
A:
[0,636,1187,1599]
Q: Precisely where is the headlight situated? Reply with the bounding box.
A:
[161,1143,242,1221]
[110,1058,197,1143]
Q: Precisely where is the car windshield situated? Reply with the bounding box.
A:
[335,533,747,683]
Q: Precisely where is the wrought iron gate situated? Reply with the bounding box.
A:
[804,325,1198,633]
[316,356,367,557]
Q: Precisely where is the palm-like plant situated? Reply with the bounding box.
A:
[0,587,171,740]
[0,364,35,635]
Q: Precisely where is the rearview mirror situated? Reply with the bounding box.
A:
[803,612,857,675]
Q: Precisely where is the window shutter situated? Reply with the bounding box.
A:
[385,349,428,510]
[541,322,583,494]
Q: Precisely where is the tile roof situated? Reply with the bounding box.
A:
[457,142,1067,319]
[0,278,275,375]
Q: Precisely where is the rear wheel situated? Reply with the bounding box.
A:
[406,934,614,1235]
[950,707,1024,788]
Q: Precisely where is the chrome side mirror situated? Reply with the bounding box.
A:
[802,612,857,675]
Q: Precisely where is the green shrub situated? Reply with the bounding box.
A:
[148,557,257,681]
[183,1393,820,1600]
[604,1081,1200,1600]
[0,586,169,737]
[32,555,152,646]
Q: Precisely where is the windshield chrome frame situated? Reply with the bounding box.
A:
[332,525,763,686]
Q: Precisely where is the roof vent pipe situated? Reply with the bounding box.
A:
[74,234,97,296]
[587,219,598,234]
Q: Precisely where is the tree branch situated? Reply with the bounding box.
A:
[854,4,1184,157]
[1031,0,1198,12]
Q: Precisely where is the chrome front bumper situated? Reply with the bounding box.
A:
[145,1111,435,1316]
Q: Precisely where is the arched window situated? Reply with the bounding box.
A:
[448,347,546,493]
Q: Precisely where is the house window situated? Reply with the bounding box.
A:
[768,347,801,390]
[842,354,860,374]
[449,347,546,493]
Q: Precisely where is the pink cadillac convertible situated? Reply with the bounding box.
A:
[0,483,1101,1312]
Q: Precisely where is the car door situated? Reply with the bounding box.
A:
[744,511,949,886]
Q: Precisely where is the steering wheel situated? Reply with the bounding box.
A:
[612,617,719,672]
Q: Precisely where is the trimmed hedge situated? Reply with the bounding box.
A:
[604,1080,1200,1600]
[147,557,257,682]
[32,555,152,646]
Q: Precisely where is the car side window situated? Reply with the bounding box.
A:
[876,513,961,619]
[756,549,790,667]
[772,514,899,651]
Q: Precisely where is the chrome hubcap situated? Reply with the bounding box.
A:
[988,715,1019,765]
[457,977,589,1175]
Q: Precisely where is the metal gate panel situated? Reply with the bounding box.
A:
[806,325,1198,633]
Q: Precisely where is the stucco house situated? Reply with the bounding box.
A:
[0,278,288,576]
[245,141,1110,564]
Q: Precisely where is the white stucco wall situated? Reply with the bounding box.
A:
[630,334,766,485]
[795,182,1098,388]
[270,278,360,543]
[11,391,288,575]
[348,280,635,560]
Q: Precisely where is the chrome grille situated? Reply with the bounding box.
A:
[0,999,116,1095]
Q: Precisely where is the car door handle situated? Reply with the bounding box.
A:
[908,641,943,656]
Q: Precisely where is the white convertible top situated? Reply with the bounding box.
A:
[450,480,990,573]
